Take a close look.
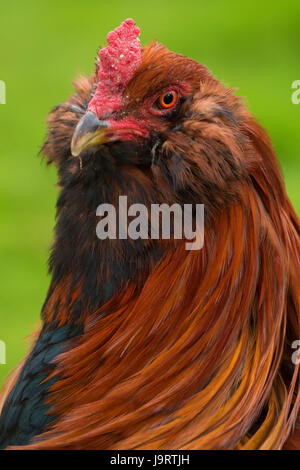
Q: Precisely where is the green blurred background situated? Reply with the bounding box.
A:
[0,0,299,384]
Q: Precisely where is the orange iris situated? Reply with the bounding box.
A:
[159,91,178,109]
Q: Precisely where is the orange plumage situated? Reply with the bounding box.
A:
[0,19,299,450]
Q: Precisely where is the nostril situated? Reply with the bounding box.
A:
[97,120,110,129]
[74,112,105,136]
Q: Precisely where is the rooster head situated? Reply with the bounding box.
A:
[62,18,258,214]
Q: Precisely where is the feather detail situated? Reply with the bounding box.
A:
[1,31,299,450]
[10,176,300,449]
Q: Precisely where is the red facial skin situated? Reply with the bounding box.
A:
[104,117,149,142]
[104,83,191,142]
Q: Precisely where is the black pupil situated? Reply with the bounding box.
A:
[163,93,174,105]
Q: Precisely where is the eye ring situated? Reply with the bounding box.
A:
[158,91,178,109]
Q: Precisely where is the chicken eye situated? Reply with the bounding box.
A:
[158,91,178,109]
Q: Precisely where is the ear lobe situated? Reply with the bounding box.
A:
[41,75,94,167]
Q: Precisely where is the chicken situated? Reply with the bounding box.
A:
[0,18,299,450]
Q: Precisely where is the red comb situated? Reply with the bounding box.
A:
[87,19,141,118]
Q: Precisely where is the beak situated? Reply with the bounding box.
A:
[71,112,110,157]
